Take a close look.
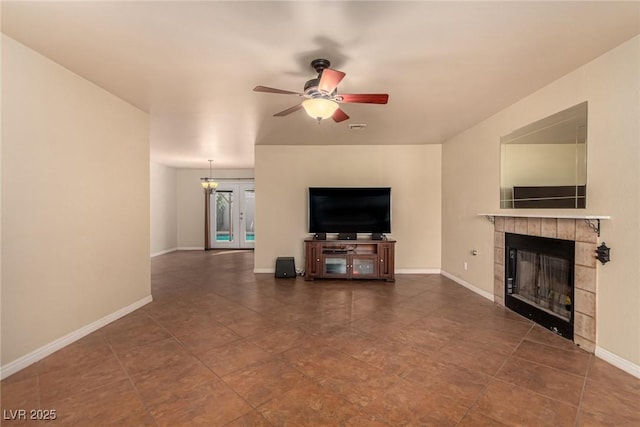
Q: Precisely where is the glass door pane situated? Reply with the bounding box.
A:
[215,191,234,243]
[241,188,255,247]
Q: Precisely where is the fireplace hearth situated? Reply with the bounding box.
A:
[505,233,575,339]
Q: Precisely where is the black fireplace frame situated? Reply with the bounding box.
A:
[505,233,575,339]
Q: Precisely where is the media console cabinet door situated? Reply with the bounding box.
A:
[379,243,395,280]
[351,255,379,278]
[305,242,322,279]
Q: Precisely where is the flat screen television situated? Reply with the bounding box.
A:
[308,187,391,233]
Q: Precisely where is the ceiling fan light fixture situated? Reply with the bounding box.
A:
[302,98,339,120]
[255,58,388,122]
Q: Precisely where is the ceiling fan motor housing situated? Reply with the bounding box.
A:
[304,78,323,97]
[305,59,334,97]
[310,58,331,73]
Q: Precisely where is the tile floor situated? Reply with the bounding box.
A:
[2,250,639,426]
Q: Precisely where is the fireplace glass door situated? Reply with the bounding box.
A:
[512,251,572,321]
[505,232,575,339]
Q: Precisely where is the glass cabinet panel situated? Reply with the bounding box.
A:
[352,257,376,277]
[324,257,347,275]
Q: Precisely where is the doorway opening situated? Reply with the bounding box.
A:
[210,181,254,249]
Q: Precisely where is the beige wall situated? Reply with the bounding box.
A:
[442,36,640,365]
[150,162,178,255]
[177,168,254,249]
[254,145,441,272]
[1,36,150,365]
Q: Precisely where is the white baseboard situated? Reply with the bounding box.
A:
[595,346,640,379]
[177,247,204,251]
[441,270,495,302]
[254,268,275,274]
[0,295,153,380]
[396,269,441,274]
[151,248,177,257]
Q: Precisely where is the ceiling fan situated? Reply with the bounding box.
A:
[254,58,389,123]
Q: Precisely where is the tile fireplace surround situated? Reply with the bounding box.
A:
[492,216,599,352]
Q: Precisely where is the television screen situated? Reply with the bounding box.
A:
[308,187,391,233]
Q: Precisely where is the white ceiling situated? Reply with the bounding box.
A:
[2,1,639,169]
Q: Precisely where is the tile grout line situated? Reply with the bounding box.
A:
[36,372,41,413]
[132,310,244,422]
[573,353,593,427]
[508,352,589,378]
[278,343,397,426]
[503,323,591,413]
[479,324,593,421]
[524,333,590,353]
[143,304,259,416]
[454,322,534,426]
[107,339,160,427]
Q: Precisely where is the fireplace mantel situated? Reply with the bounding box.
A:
[480,213,610,236]
[478,213,610,219]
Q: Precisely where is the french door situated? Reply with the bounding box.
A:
[210,182,255,249]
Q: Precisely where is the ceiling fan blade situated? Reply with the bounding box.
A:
[253,85,302,95]
[332,108,350,123]
[318,69,346,94]
[338,94,389,104]
[274,104,303,117]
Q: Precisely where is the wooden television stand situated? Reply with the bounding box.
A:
[304,238,395,282]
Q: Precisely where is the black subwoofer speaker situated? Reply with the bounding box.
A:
[275,257,296,278]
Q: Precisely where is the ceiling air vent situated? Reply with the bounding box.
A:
[348,124,367,130]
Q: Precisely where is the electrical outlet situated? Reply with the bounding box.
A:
[464,262,468,271]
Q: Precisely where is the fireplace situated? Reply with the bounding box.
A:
[491,216,600,352]
[505,233,575,339]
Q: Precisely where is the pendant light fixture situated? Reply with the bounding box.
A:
[200,160,218,192]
